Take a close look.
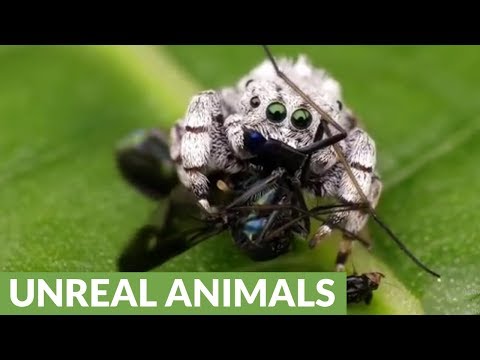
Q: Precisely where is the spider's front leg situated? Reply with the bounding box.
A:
[176,91,244,213]
[224,113,251,159]
[175,90,222,212]
[309,128,382,271]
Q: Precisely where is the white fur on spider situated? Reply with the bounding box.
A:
[170,55,382,249]
[237,55,342,103]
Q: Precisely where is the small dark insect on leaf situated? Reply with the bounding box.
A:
[347,272,384,305]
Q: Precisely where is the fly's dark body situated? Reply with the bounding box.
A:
[347,272,384,305]
[225,178,309,261]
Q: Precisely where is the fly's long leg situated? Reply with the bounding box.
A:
[297,132,347,154]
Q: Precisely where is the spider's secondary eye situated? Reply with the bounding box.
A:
[250,96,261,108]
[291,108,312,129]
[266,102,287,123]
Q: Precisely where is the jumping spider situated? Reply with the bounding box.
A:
[116,47,439,279]
[169,55,382,271]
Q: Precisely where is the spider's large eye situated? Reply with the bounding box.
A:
[266,102,287,123]
[250,96,261,108]
[291,108,312,129]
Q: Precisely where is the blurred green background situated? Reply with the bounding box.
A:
[0,45,479,314]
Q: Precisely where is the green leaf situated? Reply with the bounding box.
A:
[2,45,478,314]
[0,46,197,271]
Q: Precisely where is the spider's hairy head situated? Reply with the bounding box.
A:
[241,55,342,100]
[235,55,346,150]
